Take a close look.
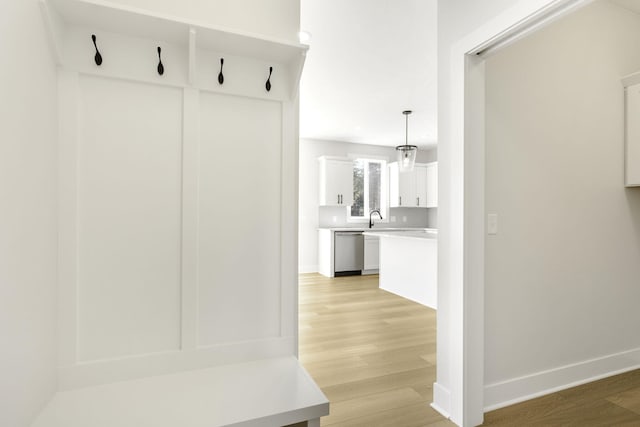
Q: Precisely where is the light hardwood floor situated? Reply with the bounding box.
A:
[482,369,640,426]
[298,273,451,427]
[298,273,640,427]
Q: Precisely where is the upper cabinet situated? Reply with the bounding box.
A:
[319,156,354,206]
[425,162,438,208]
[415,165,428,208]
[389,161,437,208]
[624,74,640,187]
[389,162,417,207]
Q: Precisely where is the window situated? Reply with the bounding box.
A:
[350,158,387,221]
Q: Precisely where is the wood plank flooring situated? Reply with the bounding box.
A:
[298,273,640,427]
[482,370,640,426]
[298,273,450,427]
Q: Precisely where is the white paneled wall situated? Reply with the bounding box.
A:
[197,93,283,346]
[51,1,303,389]
[76,76,183,362]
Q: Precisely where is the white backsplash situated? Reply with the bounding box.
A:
[318,206,433,228]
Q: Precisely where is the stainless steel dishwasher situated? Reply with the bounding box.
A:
[334,231,364,276]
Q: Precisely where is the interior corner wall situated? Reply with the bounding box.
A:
[484,0,640,408]
[0,1,59,426]
[298,138,436,273]
[103,0,300,42]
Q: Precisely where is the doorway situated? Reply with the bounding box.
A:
[439,0,598,425]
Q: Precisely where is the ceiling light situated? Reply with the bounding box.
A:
[396,110,417,172]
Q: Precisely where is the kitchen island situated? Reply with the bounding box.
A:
[364,230,437,309]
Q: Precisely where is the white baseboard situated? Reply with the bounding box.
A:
[298,264,318,274]
[432,382,451,419]
[484,346,640,411]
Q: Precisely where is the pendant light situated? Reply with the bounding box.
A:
[396,110,418,172]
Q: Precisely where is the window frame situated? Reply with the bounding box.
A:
[346,156,389,223]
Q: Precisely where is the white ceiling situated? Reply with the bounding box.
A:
[299,0,438,149]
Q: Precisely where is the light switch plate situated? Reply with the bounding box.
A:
[488,214,498,235]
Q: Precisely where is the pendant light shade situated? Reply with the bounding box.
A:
[396,110,418,172]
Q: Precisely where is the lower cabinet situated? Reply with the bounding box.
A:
[319,230,380,277]
[363,235,380,274]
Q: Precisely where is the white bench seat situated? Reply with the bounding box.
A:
[31,356,329,427]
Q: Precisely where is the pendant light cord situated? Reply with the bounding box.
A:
[405,112,409,147]
[403,110,412,148]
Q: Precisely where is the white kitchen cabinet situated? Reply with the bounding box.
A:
[317,229,335,277]
[363,235,380,274]
[389,162,426,207]
[319,156,354,206]
[426,162,438,208]
[625,79,640,186]
[415,165,428,207]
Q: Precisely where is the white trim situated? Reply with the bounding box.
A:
[439,0,595,425]
[179,87,199,351]
[347,157,389,222]
[281,98,299,345]
[298,264,318,274]
[484,347,640,411]
[188,28,196,85]
[431,382,451,419]
[621,71,640,88]
[461,53,486,426]
[471,0,595,57]
[57,70,80,366]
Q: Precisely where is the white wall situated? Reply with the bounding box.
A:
[0,1,59,426]
[298,138,436,273]
[438,0,516,53]
[105,0,300,42]
[484,0,640,406]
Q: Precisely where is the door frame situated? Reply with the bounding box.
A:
[436,0,594,425]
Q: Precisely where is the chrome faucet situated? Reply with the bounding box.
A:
[369,209,383,228]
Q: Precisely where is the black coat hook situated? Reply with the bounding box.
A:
[218,58,224,85]
[157,46,164,75]
[91,34,102,66]
[265,66,273,92]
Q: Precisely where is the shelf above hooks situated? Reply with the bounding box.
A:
[40,0,308,99]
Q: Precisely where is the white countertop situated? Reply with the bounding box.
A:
[363,229,438,240]
[319,227,436,232]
